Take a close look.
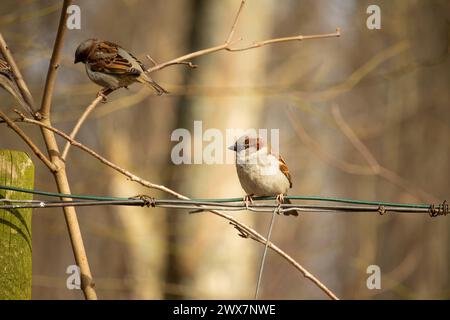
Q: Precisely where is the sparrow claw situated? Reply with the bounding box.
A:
[276,194,285,205]
[243,194,254,210]
[97,89,109,103]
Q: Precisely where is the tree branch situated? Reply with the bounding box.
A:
[38,1,71,118]
[146,0,340,73]
[61,96,103,160]
[227,29,341,51]
[21,0,98,300]
[61,88,114,161]
[331,105,438,203]
[15,112,338,300]
[0,110,55,171]
[225,0,246,44]
[0,33,37,116]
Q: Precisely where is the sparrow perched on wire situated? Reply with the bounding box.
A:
[229,135,299,216]
[0,58,30,112]
[74,39,168,97]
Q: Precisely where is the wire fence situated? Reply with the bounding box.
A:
[1,185,448,217]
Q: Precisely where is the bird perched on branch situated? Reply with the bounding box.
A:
[74,39,168,97]
[0,58,30,112]
[229,135,299,216]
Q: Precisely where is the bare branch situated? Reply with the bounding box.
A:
[15,113,338,300]
[145,54,158,67]
[287,105,437,203]
[61,96,103,160]
[156,61,198,70]
[226,0,246,44]
[146,1,340,73]
[147,43,229,73]
[16,111,185,198]
[231,221,338,300]
[38,0,72,118]
[0,33,37,116]
[0,110,55,171]
[61,89,115,161]
[28,0,98,300]
[332,105,380,172]
[330,105,438,203]
[227,29,341,51]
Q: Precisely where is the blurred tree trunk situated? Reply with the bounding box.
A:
[98,0,193,298]
[165,0,276,299]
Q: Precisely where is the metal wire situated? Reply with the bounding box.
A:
[0,197,439,215]
[0,184,431,208]
[0,184,447,216]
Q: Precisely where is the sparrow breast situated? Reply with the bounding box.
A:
[235,148,291,196]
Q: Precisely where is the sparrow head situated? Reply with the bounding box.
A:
[74,39,97,64]
[228,135,264,153]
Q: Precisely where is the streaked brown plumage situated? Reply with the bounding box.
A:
[74,39,168,95]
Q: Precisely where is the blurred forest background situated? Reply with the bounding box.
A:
[0,0,449,299]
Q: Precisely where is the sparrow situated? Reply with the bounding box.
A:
[0,58,30,112]
[229,135,299,216]
[74,39,168,96]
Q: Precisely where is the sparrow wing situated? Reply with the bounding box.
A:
[278,155,292,188]
[87,41,141,76]
[0,58,14,80]
[121,48,147,71]
[0,59,32,113]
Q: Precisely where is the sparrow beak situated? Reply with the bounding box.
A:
[228,144,236,151]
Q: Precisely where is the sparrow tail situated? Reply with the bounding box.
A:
[140,76,169,96]
[284,198,299,216]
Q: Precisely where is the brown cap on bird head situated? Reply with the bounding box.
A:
[74,38,98,64]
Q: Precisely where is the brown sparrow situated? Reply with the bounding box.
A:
[0,58,30,112]
[74,39,168,96]
[229,135,299,216]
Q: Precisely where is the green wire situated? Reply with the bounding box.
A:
[0,185,128,201]
[0,184,430,209]
[193,196,430,209]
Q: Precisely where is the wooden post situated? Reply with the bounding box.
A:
[0,150,34,299]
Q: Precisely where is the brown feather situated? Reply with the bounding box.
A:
[88,41,138,76]
[278,155,292,188]
[0,58,13,80]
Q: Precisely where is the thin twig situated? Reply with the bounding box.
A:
[0,110,55,171]
[32,0,98,300]
[231,221,339,300]
[227,29,341,51]
[14,114,339,300]
[153,61,198,70]
[331,105,437,203]
[147,30,340,73]
[332,105,380,172]
[226,0,246,44]
[16,111,185,198]
[61,95,104,160]
[146,1,340,73]
[0,33,36,116]
[147,43,229,73]
[286,107,437,203]
[38,1,71,118]
[145,55,158,67]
